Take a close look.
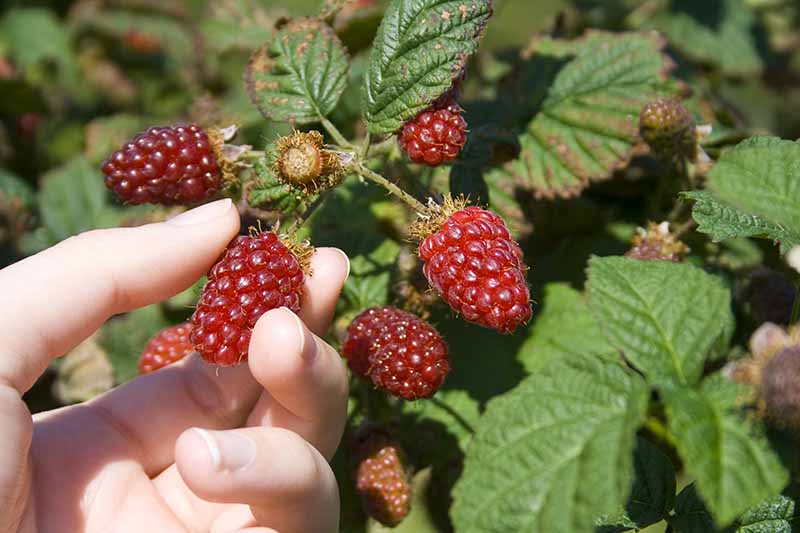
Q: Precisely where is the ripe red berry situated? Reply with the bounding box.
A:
[415,199,531,334]
[352,431,412,527]
[190,231,309,366]
[398,97,467,167]
[343,306,450,400]
[101,124,222,205]
[138,322,193,374]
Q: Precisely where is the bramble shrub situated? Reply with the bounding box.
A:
[2,0,800,531]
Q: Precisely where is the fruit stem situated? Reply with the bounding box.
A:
[240,150,266,161]
[353,163,427,212]
[320,117,352,149]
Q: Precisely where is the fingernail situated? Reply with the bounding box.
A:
[333,248,351,281]
[167,199,232,226]
[192,428,256,472]
[281,307,317,362]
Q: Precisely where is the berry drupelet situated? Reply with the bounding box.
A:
[190,231,310,366]
[102,124,222,205]
[343,306,450,400]
[398,97,467,167]
[138,322,194,374]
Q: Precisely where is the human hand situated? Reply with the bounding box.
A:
[0,199,350,533]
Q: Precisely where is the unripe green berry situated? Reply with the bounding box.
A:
[639,98,697,161]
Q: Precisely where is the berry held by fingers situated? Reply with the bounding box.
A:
[411,197,532,334]
[398,97,467,167]
[352,430,412,527]
[343,306,450,400]
[102,124,223,205]
[190,231,312,366]
[138,322,193,374]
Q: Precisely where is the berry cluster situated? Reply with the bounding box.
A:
[398,97,467,167]
[138,322,194,374]
[190,231,308,366]
[343,306,450,400]
[102,124,222,205]
[414,201,531,334]
[352,431,412,527]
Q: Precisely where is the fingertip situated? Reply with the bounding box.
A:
[300,247,350,336]
[248,308,311,384]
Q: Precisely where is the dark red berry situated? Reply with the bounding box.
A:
[138,322,193,374]
[343,307,450,400]
[398,97,467,167]
[101,124,222,205]
[352,431,412,527]
[761,346,800,434]
[190,232,308,366]
[417,204,531,334]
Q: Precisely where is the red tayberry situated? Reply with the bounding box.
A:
[190,232,309,366]
[416,202,531,334]
[102,124,222,205]
[353,431,412,527]
[139,322,193,374]
[398,97,467,167]
[343,306,450,400]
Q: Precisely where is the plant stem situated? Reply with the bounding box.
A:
[320,117,352,148]
[353,162,427,212]
[240,150,266,161]
[360,131,371,160]
[644,416,677,448]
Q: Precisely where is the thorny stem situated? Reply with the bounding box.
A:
[353,162,427,212]
[320,117,352,148]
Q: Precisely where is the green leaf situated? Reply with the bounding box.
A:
[702,136,800,255]
[669,483,722,533]
[451,355,649,533]
[34,157,118,246]
[245,19,349,124]
[0,8,78,87]
[517,283,616,373]
[599,437,676,531]
[682,191,800,255]
[0,167,35,212]
[587,256,734,388]
[641,0,763,77]
[664,375,790,526]
[341,238,400,310]
[501,31,677,199]
[736,494,800,532]
[100,305,170,384]
[363,0,493,134]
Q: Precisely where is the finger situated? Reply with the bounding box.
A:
[298,248,350,336]
[246,308,348,459]
[175,427,339,533]
[0,384,31,531]
[0,199,239,393]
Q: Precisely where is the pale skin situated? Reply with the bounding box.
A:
[0,199,351,533]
